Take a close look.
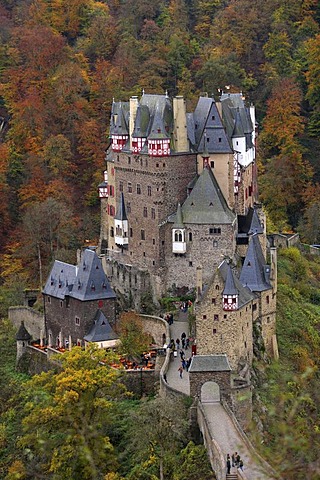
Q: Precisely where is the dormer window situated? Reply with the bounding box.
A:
[91,282,95,291]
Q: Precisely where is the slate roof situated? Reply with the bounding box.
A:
[43,260,77,300]
[238,207,263,235]
[219,261,254,308]
[43,249,116,301]
[84,310,119,343]
[220,93,254,150]
[173,203,184,228]
[222,264,238,295]
[240,235,271,292]
[193,97,232,153]
[115,192,127,221]
[168,167,235,225]
[188,354,232,373]
[132,104,150,138]
[16,321,31,341]
[110,101,129,136]
[139,94,173,140]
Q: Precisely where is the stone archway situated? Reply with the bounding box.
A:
[201,381,220,403]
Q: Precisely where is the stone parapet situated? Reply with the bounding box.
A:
[9,306,45,340]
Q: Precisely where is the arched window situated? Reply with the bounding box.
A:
[174,230,183,242]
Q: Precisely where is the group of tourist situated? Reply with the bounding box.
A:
[227,452,244,473]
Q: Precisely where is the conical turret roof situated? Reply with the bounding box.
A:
[115,192,128,221]
[16,321,31,341]
[240,235,271,292]
[223,264,238,295]
[173,203,184,228]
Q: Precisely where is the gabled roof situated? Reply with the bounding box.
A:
[43,249,116,301]
[115,192,127,221]
[189,354,232,373]
[220,93,254,145]
[139,94,173,140]
[84,310,119,343]
[240,235,271,292]
[132,104,150,138]
[197,103,232,154]
[16,321,31,341]
[110,101,129,136]
[169,167,235,225]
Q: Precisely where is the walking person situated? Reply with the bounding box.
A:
[239,458,244,471]
[176,338,180,350]
[226,454,231,474]
[236,452,240,467]
[231,452,236,467]
[178,365,183,378]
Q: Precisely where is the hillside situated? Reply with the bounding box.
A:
[0,0,320,287]
[252,247,320,479]
[1,247,320,478]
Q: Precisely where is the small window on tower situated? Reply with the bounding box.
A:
[110,226,114,237]
[119,181,123,192]
[189,232,192,241]
[212,298,216,304]
[141,230,145,240]
[130,228,133,237]
[128,182,132,193]
[143,207,148,217]
[151,208,156,219]
[137,184,141,194]
[147,186,152,196]
[211,161,214,168]
[213,328,217,334]
[127,202,131,213]
[214,314,219,321]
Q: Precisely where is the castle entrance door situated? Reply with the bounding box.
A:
[201,381,220,403]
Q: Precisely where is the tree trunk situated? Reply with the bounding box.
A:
[159,457,164,480]
[37,242,43,289]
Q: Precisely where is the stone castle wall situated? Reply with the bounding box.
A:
[44,295,116,346]
[9,306,45,341]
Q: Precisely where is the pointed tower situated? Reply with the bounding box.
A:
[16,321,31,365]
[222,265,239,310]
[114,192,128,247]
[172,203,186,254]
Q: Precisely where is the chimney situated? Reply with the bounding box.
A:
[129,96,139,149]
[173,96,189,153]
[270,247,277,294]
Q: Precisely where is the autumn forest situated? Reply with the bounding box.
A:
[0,0,320,291]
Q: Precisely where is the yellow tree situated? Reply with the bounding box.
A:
[17,345,127,480]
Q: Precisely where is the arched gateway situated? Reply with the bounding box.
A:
[188,354,232,406]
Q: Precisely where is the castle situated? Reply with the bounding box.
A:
[98,92,278,372]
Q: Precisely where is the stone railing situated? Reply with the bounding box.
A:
[197,400,226,480]
[223,401,280,479]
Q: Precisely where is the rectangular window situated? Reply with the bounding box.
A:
[252,303,257,311]
[266,295,270,304]
[143,207,148,217]
[128,156,131,164]
[109,185,114,197]
[212,298,216,304]
[189,261,193,267]
[152,238,156,245]
[141,230,145,240]
[127,202,131,213]
[129,228,133,237]
[128,182,132,193]
[210,161,214,168]
[209,227,221,234]
[47,296,51,304]
[151,208,155,219]
[203,315,207,319]
[60,300,63,308]
[213,328,217,334]
[75,316,80,326]
[137,184,141,194]
[214,314,219,321]
[147,186,152,196]
[119,181,123,192]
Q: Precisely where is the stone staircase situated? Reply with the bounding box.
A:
[226,474,238,480]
